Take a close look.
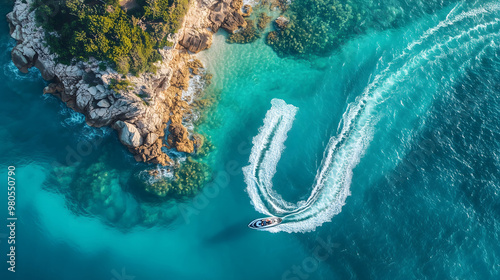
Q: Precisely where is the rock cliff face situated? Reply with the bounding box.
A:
[7,0,246,166]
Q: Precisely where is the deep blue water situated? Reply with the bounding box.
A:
[1,0,500,279]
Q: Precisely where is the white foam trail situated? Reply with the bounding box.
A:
[408,2,500,51]
[243,99,298,215]
[243,4,500,233]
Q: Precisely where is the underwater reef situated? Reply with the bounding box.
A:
[227,19,261,44]
[266,0,462,57]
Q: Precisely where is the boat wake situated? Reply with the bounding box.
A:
[243,2,500,233]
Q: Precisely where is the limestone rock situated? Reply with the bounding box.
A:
[5,0,229,167]
[43,83,64,94]
[96,84,105,93]
[88,86,98,96]
[208,0,246,33]
[113,121,143,148]
[89,108,109,120]
[97,99,110,108]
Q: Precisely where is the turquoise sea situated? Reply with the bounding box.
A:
[1,0,500,279]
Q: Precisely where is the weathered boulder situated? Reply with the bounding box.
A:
[6,0,223,167]
[207,0,228,32]
[89,108,109,121]
[113,121,143,148]
[145,132,159,146]
[43,83,65,95]
[11,25,22,40]
[97,99,110,108]
[179,29,213,53]
[22,46,35,60]
[134,139,172,166]
[34,57,55,81]
[76,89,92,110]
[169,65,190,90]
[88,86,98,96]
[221,10,246,33]
[11,46,30,73]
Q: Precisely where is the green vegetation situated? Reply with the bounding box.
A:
[227,19,260,44]
[32,0,188,74]
[109,78,134,91]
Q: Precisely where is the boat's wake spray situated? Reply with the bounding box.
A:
[244,2,500,233]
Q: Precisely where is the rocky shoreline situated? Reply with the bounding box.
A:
[7,0,247,167]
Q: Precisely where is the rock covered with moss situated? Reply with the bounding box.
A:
[257,12,272,30]
[227,19,260,44]
[265,0,460,58]
[274,16,289,30]
[266,0,354,57]
[242,4,253,17]
[143,158,211,197]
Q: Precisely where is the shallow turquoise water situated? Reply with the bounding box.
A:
[1,0,500,279]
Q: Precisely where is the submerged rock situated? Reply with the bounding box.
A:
[11,46,30,73]
[275,16,289,30]
[242,4,253,17]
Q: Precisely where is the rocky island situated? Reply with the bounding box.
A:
[7,0,247,168]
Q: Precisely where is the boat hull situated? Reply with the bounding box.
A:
[248,217,282,230]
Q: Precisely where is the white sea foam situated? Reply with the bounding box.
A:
[60,107,86,127]
[243,99,298,215]
[182,74,205,104]
[243,5,500,233]
[140,165,175,185]
[3,61,42,81]
[242,0,259,7]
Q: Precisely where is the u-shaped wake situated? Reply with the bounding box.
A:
[243,2,500,233]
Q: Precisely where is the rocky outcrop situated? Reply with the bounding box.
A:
[242,4,253,17]
[275,16,289,30]
[11,45,32,73]
[179,29,213,53]
[168,123,194,154]
[113,121,143,148]
[221,10,247,33]
[179,0,247,53]
[7,0,241,167]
